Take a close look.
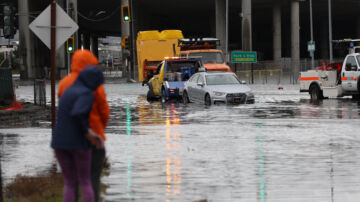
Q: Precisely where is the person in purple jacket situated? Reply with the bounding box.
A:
[51,66,104,202]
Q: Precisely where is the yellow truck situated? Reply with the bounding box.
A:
[136,30,184,83]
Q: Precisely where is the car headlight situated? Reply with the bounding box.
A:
[214,91,226,96]
[246,92,254,98]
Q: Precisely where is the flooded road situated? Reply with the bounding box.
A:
[2,83,360,201]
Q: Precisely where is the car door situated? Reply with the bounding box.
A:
[193,74,206,102]
[341,55,359,92]
[153,63,165,95]
[187,74,199,102]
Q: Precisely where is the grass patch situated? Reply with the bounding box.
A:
[5,164,63,202]
[5,158,110,202]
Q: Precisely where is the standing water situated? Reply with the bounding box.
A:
[1,83,360,202]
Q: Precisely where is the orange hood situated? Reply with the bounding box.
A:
[71,49,99,73]
[204,63,231,72]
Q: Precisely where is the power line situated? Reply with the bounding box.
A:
[77,7,121,22]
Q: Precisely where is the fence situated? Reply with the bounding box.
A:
[34,79,46,106]
[0,67,14,105]
[230,58,343,85]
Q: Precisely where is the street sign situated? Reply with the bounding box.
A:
[307,41,315,52]
[29,3,78,50]
[231,51,257,63]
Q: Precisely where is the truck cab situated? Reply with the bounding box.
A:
[178,38,231,72]
[300,53,360,100]
[341,53,360,92]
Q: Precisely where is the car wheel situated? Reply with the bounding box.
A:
[183,91,190,104]
[205,94,211,106]
[161,89,167,103]
[310,84,323,101]
[147,89,154,101]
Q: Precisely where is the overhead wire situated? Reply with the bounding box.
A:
[77,6,121,22]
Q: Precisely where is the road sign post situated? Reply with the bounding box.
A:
[231,51,257,84]
[51,2,56,130]
[29,2,79,131]
[231,51,257,63]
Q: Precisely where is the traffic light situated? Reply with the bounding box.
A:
[121,5,130,22]
[66,37,74,53]
[3,5,16,39]
[120,35,129,49]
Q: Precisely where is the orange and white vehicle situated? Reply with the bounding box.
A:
[300,53,360,100]
[178,38,231,72]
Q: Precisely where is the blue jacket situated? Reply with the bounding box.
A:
[51,66,104,150]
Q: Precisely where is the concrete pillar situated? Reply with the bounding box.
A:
[273,2,282,60]
[242,0,252,51]
[18,0,35,79]
[215,0,226,53]
[291,0,300,81]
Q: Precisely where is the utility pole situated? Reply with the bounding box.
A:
[129,0,135,82]
[50,1,56,130]
[225,0,228,61]
[309,0,315,68]
[66,1,71,74]
[328,0,333,62]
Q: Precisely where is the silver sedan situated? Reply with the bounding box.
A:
[182,72,255,105]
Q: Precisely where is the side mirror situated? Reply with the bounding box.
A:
[240,80,247,84]
[197,82,204,87]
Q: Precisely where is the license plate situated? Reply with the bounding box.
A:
[234,98,241,102]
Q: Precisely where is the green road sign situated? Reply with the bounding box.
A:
[231,51,257,63]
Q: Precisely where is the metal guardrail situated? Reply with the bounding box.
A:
[0,67,14,105]
[230,58,344,84]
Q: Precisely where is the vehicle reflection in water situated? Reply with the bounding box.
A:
[256,123,266,202]
[164,104,182,200]
[299,98,360,119]
[125,104,132,198]
[137,96,166,126]
[137,96,183,200]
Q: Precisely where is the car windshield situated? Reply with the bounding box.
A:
[189,52,224,64]
[205,74,240,85]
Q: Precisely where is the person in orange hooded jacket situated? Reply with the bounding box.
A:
[58,49,110,202]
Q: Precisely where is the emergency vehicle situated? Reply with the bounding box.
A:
[300,40,360,100]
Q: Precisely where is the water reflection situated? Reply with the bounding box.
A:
[164,104,182,200]
[125,104,132,198]
[299,99,360,119]
[256,123,266,202]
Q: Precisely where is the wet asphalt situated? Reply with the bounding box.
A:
[1,83,360,202]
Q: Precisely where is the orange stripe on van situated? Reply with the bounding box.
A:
[300,77,319,81]
[342,77,348,81]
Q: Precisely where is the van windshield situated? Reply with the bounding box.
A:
[189,52,224,64]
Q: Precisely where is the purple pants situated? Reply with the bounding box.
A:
[55,149,94,202]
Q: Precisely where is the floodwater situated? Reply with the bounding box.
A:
[2,83,360,202]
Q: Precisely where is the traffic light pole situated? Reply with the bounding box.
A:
[50,1,57,130]
[66,1,71,74]
[129,0,134,82]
